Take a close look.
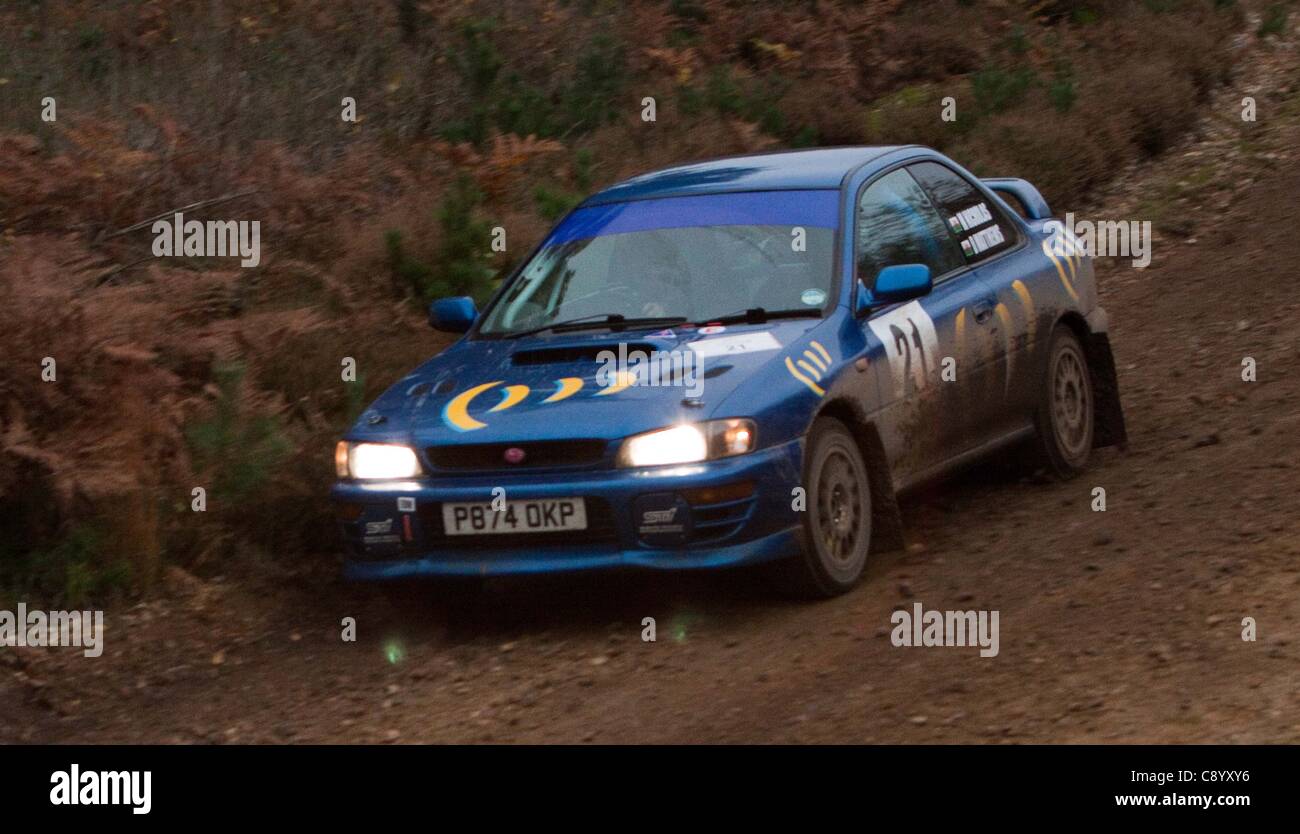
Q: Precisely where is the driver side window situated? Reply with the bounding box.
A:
[856,169,963,289]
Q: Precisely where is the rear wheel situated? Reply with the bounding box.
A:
[781,417,873,598]
[1032,324,1094,478]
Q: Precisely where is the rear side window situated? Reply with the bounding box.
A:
[855,168,964,289]
[908,161,1017,263]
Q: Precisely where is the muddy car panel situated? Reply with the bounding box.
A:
[331,146,1123,578]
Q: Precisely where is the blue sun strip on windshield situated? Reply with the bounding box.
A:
[547,189,841,245]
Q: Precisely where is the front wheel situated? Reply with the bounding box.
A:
[1032,324,1094,479]
[781,417,873,598]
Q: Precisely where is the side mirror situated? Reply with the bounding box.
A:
[428,296,478,333]
[872,264,932,305]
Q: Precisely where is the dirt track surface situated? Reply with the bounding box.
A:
[5,27,1300,745]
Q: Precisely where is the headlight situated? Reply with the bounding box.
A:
[617,419,756,468]
[336,442,422,479]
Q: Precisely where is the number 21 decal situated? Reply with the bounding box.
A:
[867,301,940,399]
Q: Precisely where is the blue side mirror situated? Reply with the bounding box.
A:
[872,264,933,305]
[428,296,478,333]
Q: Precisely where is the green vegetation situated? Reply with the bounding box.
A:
[1258,2,1290,35]
[386,176,497,304]
[971,67,1036,116]
[0,524,128,608]
[442,20,628,145]
[185,362,291,504]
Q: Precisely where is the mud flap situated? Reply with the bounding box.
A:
[862,426,906,553]
[1087,333,1127,449]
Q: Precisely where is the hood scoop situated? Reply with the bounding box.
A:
[511,343,656,366]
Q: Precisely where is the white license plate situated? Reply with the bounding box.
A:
[441,498,587,536]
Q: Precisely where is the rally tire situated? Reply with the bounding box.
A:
[1032,324,1094,479]
[783,416,873,598]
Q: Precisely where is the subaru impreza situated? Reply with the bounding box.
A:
[332,146,1125,597]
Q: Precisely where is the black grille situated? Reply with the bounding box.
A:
[427,439,608,471]
[419,498,620,550]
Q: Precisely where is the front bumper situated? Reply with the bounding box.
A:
[330,438,804,578]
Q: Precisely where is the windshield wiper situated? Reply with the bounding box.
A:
[504,313,686,339]
[697,307,823,326]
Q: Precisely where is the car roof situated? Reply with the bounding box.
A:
[580,146,914,206]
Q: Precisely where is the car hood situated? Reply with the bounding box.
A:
[350,319,826,446]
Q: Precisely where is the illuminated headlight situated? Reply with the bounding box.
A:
[335,442,422,479]
[617,419,756,468]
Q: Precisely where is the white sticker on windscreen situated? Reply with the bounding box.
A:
[800,288,827,306]
[689,332,782,359]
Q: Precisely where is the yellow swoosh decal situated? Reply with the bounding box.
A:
[995,302,1014,393]
[543,377,584,403]
[810,340,832,365]
[1011,279,1035,343]
[489,384,530,412]
[797,358,822,380]
[1042,240,1079,303]
[954,307,966,357]
[443,381,501,432]
[786,357,825,397]
[803,349,828,372]
[595,370,637,396]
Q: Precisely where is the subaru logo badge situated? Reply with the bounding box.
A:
[504,447,526,464]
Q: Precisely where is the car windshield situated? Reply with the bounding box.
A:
[477,190,839,336]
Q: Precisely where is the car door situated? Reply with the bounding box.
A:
[854,167,1001,484]
[906,160,1032,442]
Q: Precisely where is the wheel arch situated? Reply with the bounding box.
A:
[812,397,906,553]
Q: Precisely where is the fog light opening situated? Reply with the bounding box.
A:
[682,480,755,505]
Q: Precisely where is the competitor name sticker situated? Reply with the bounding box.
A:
[951,202,993,233]
[963,224,1006,257]
[689,331,782,359]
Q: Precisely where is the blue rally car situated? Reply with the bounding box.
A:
[332,146,1125,597]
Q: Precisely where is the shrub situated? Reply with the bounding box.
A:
[385,176,498,304]
[432,176,498,304]
[185,362,291,506]
[0,523,128,609]
[534,185,582,221]
[862,83,966,149]
[443,25,628,144]
[1258,3,1289,36]
[386,229,436,299]
[971,67,1037,116]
